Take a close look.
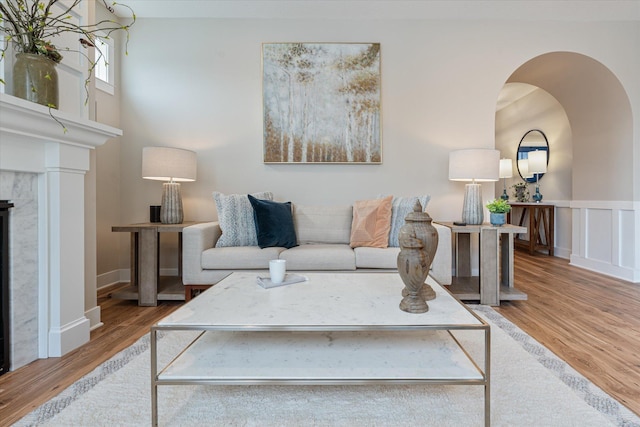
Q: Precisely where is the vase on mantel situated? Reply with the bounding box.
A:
[13,53,59,108]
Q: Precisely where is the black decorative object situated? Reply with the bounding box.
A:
[150,205,161,223]
[1,200,14,376]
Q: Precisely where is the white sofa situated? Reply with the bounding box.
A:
[182,202,452,299]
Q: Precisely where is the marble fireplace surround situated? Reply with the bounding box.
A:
[0,94,121,369]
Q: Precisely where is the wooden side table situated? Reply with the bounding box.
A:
[112,222,198,306]
[435,222,527,306]
[507,203,555,256]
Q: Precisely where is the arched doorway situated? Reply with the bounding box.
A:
[502,52,633,202]
[495,51,637,282]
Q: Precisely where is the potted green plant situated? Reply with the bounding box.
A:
[0,0,135,111]
[486,199,511,226]
[511,181,530,202]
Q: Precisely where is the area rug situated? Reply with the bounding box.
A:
[15,306,640,427]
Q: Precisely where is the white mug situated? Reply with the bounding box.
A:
[269,259,286,284]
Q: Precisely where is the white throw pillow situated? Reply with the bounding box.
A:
[213,191,273,247]
[379,195,431,247]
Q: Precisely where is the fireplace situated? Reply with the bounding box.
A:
[0,94,121,368]
[0,200,13,376]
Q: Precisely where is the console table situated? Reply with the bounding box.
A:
[435,222,527,306]
[112,222,198,306]
[507,203,555,256]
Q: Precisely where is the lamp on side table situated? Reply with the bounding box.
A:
[449,149,500,225]
[142,147,197,224]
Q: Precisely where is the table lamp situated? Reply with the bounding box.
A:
[527,150,547,203]
[449,149,500,225]
[499,158,513,200]
[142,147,197,224]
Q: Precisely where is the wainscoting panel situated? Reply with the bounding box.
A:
[586,208,613,262]
[619,209,636,268]
[552,201,572,259]
[570,200,639,283]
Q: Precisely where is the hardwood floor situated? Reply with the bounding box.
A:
[0,287,183,426]
[0,252,639,425]
[496,252,640,417]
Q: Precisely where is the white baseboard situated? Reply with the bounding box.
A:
[570,254,639,283]
[97,269,124,289]
[48,316,91,357]
[97,268,180,290]
[85,305,104,331]
[160,268,179,277]
[554,247,571,259]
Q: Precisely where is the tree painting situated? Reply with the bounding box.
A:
[263,43,381,164]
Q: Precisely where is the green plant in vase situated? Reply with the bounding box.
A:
[0,0,135,128]
[486,199,511,226]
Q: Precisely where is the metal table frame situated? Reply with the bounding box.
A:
[150,273,490,426]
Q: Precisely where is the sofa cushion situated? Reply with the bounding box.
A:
[293,205,352,245]
[202,246,285,269]
[349,196,392,248]
[354,246,400,269]
[213,191,273,247]
[248,195,297,249]
[380,195,432,247]
[279,244,356,270]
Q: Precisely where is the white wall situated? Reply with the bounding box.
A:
[495,84,573,258]
[101,7,639,281]
[94,3,125,290]
[508,52,635,202]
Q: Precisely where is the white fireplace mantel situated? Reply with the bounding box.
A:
[0,93,121,149]
[0,93,122,360]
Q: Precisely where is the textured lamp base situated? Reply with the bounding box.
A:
[161,182,183,224]
[462,183,483,225]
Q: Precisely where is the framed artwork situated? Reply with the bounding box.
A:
[262,43,381,164]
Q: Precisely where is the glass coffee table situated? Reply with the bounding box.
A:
[151,272,490,426]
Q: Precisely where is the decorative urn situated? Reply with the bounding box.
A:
[397,201,439,313]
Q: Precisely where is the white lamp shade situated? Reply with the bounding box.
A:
[527,150,547,174]
[142,147,197,182]
[449,149,500,182]
[499,158,513,178]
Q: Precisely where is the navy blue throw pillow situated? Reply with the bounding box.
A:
[248,195,298,249]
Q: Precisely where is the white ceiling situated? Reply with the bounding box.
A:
[115,0,640,20]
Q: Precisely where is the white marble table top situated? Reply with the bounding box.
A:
[158,273,482,330]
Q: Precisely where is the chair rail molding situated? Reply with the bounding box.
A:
[0,93,122,364]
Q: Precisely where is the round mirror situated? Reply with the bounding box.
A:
[517,129,549,183]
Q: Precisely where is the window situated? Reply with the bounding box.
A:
[94,36,114,94]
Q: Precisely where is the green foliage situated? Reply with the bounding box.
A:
[486,199,511,214]
[0,0,135,94]
[1,1,135,131]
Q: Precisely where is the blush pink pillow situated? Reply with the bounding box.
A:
[349,196,393,248]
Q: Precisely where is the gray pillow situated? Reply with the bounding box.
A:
[213,191,273,247]
[379,195,431,247]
